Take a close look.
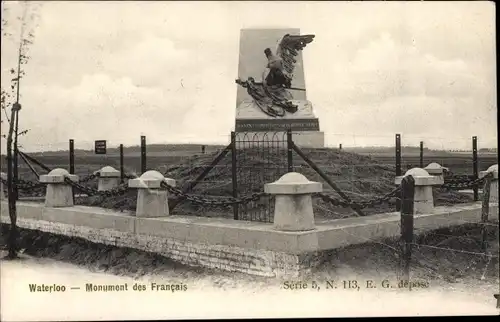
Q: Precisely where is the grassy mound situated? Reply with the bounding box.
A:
[75,147,474,220]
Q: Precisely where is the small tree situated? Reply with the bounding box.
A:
[1,1,41,259]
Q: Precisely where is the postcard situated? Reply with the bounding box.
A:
[1,1,498,320]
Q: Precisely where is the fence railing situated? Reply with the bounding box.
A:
[397,171,498,287]
[1,131,497,223]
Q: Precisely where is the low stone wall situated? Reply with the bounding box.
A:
[1,201,497,278]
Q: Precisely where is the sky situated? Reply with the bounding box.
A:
[0,1,497,152]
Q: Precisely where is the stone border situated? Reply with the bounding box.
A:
[1,201,497,277]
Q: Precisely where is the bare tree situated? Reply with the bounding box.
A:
[1,1,41,259]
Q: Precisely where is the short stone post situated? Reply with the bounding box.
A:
[395,168,443,214]
[480,164,498,203]
[424,162,449,181]
[39,168,79,207]
[95,166,120,191]
[264,172,322,231]
[128,170,176,217]
[0,172,6,200]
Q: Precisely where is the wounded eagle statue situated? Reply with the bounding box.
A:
[235,33,315,118]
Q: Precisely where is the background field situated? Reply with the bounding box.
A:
[4,144,497,178]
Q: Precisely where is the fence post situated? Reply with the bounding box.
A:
[419,141,424,168]
[395,134,402,211]
[231,132,239,220]
[69,139,75,202]
[140,135,147,174]
[201,145,206,154]
[287,129,293,172]
[395,134,402,176]
[119,144,124,184]
[399,174,415,283]
[69,139,75,174]
[13,146,18,201]
[472,136,478,201]
[480,173,492,252]
[339,144,342,150]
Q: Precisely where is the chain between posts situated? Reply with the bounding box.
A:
[314,185,402,211]
[160,181,266,206]
[5,172,492,205]
[441,176,487,190]
[78,173,99,183]
[63,177,129,197]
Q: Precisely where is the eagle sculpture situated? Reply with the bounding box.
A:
[235,34,315,118]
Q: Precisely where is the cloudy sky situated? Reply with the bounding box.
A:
[0,1,496,152]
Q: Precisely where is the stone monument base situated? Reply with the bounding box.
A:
[235,131,324,148]
[234,99,324,148]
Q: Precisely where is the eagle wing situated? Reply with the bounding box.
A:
[275,34,315,79]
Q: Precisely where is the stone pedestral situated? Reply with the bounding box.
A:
[39,169,79,207]
[0,172,6,200]
[480,164,498,203]
[265,172,322,231]
[395,168,443,214]
[128,170,176,218]
[95,166,121,191]
[424,162,449,181]
[235,100,325,148]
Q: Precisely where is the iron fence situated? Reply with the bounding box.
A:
[232,131,290,223]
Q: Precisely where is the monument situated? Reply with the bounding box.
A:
[234,28,325,148]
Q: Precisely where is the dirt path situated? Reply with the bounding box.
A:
[1,252,498,320]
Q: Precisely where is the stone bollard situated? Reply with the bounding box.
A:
[95,166,120,191]
[424,162,449,181]
[128,170,176,217]
[264,172,322,231]
[39,168,79,207]
[0,172,6,200]
[480,164,498,203]
[395,168,443,214]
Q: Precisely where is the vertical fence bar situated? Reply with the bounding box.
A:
[395,134,402,176]
[140,135,146,174]
[419,141,424,168]
[399,175,415,283]
[231,132,238,220]
[287,129,293,172]
[339,144,342,150]
[480,173,492,251]
[201,145,206,154]
[69,139,75,174]
[472,136,478,201]
[119,144,124,183]
[395,133,402,211]
[69,139,75,202]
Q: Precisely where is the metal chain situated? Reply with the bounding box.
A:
[160,181,266,206]
[0,177,45,190]
[4,172,491,204]
[78,173,98,183]
[63,177,129,197]
[314,185,402,211]
[441,176,487,190]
